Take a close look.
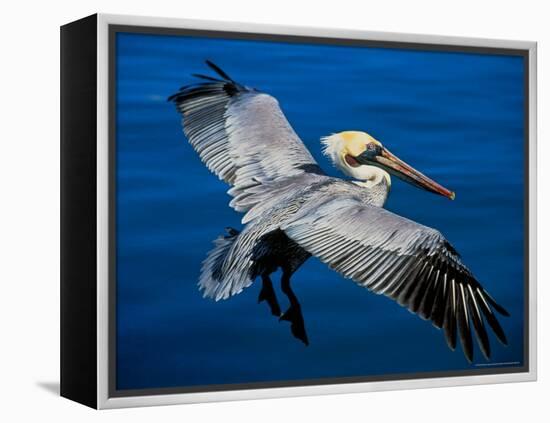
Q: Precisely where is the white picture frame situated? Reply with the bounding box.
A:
[60,13,537,409]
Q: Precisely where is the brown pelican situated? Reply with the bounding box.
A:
[169,61,508,361]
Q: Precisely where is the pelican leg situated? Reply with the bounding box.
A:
[258,274,281,317]
[279,270,309,346]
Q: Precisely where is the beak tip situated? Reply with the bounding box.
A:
[449,191,456,201]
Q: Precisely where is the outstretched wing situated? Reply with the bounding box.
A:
[282,196,509,362]
[168,61,324,213]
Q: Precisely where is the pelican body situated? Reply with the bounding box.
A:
[169,61,508,361]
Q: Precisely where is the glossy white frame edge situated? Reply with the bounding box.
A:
[96,13,537,409]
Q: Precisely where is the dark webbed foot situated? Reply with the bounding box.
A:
[258,275,281,317]
[280,271,309,346]
[279,301,309,346]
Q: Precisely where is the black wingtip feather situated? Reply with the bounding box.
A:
[485,311,508,346]
[442,282,457,351]
[430,263,450,328]
[167,92,180,102]
[418,266,439,319]
[457,285,474,362]
[397,260,427,306]
[191,73,225,82]
[475,290,508,346]
[168,60,258,106]
[466,287,491,360]
[482,289,510,317]
[410,261,434,314]
[205,60,234,82]
[430,278,447,328]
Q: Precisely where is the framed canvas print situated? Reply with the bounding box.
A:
[60,13,537,409]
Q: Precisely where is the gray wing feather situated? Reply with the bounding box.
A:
[170,66,323,213]
[282,196,509,362]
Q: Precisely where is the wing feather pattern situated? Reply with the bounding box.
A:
[282,197,509,362]
[169,61,324,213]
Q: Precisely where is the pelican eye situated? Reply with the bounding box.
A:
[366,142,377,151]
[362,142,381,159]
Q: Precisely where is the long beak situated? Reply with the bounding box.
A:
[375,148,455,200]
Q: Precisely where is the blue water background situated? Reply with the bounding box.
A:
[115,32,525,390]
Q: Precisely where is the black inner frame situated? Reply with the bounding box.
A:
[108,24,530,398]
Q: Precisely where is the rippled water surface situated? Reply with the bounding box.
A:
[115,32,525,390]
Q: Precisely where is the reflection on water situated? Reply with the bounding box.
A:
[115,32,525,390]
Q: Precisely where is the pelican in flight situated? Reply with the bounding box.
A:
[169,61,508,362]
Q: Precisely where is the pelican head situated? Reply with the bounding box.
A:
[321,131,455,200]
